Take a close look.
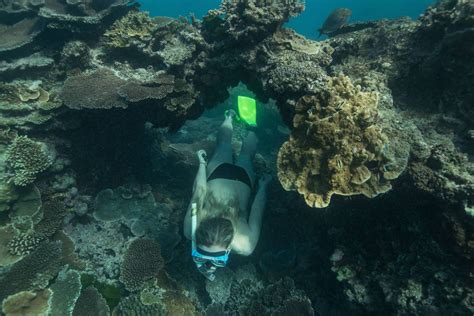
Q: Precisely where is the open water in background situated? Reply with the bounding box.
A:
[138,0,435,39]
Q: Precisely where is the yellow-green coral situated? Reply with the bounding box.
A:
[277,74,402,208]
[103,11,157,49]
[6,136,52,186]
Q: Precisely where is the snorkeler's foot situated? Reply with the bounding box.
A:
[225,109,238,120]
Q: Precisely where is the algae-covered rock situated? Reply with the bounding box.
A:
[277,74,403,208]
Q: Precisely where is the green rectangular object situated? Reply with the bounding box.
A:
[237,96,257,126]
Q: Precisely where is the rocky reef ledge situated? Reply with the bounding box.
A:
[0,0,473,315]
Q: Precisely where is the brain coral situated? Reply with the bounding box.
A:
[6,136,52,186]
[119,238,164,292]
[277,74,402,208]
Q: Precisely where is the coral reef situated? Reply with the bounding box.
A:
[0,241,63,302]
[92,185,181,259]
[398,0,474,123]
[59,68,127,110]
[113,294,162,315]
[0,0,472,315]
[6,136,53,186]
[49,268,82,316]
[103,10,158,50]
[119,238,164,292]
[1,289,52,316]
[72,286,110,316]
[0,17,45,53]
[204,264,314,315]
[64,220,128,283]
[204,0,305,44]
[0,224,22,267]
[277,75,405,207]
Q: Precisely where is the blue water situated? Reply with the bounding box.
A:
[138,0,435,39]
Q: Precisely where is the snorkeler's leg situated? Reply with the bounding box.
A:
[207,114,234,175]
[235,131,257,187]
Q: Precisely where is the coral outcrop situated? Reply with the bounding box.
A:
[398,0,474,123]
[277,75,404,207]
[103,10,158,50]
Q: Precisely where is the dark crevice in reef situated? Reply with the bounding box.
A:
[0,0,473,315]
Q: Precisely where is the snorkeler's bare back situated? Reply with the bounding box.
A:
[206,178,251,219]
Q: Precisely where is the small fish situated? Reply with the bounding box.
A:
[318,8,352,37]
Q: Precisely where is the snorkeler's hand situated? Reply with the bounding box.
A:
[196,149,207,165]
[258,174,272,188]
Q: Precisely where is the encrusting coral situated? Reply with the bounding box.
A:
[277,74,403,208]
[6,136,52,186]
[119,238,164,292]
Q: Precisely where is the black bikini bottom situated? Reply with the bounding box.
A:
[207,163,252,189]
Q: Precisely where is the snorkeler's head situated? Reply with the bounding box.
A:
[196,217,234,249]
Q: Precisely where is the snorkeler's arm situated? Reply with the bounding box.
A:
[193,149,208,195]
[232,183,269,255]
[235,175,272,255]
[184,153,208,240]
[247,186,267,248]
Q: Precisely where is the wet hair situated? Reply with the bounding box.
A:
[196,217,234,248]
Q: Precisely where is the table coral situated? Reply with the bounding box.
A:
[6,136,52,187]
[49,268,82,316]
[72,286,110,316]
[1,289,52,316]
[119,238,164,292]
[0,17,45,53]
[0,241,63,302]
[59,68,127,110]
[277,74,403,208]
